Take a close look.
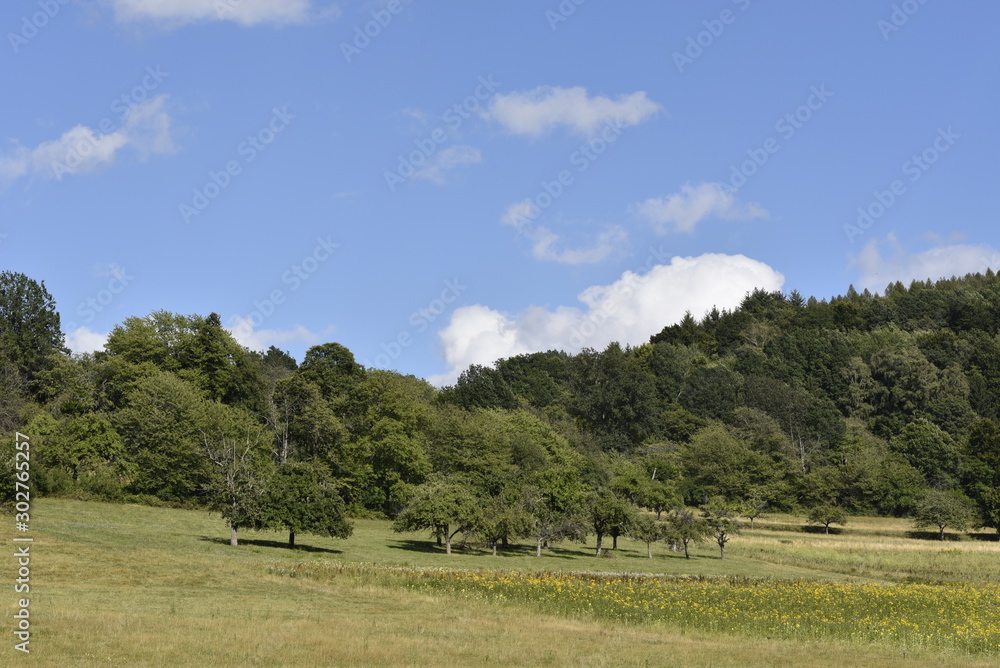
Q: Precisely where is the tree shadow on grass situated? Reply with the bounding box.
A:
[903,530,963,542]
[387,539,589,560]
[801,525,845,535]
[198,536,343,554]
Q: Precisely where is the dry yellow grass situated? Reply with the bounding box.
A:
[2,499,997,666]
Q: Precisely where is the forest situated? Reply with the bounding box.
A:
[2,268,1000,551]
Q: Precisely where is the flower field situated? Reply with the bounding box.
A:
[272,562,1000,656]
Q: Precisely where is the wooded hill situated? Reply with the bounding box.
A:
[2,269,1000,548]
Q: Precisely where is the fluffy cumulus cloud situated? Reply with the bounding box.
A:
[427,252,785,386]
[636,182,769,234]
[0,96,175,185]
[412,145,482,185]
[853,234,1000,293]
[65,326,110,355]
[485,86,661,137]
[109,0,317,26]
[226,315,336,353]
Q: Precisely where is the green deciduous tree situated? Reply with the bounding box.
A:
[629,514,667,559]
[587,491,637,556]
[912,489,977,540]
[664,507,710,559]
[203,427,273,546]
[702,497,742,559]
[807,504,847,534]
[262,461,353,549]
[392,479,480,555]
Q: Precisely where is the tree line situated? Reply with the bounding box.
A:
[1,269,999,552]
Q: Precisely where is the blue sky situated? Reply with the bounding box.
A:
[2,1,998,385]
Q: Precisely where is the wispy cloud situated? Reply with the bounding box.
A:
[530,225,627,265]
[227,316,336,352]
[484,86,661,138]
[412,145,482,185]
[636,182,768,234]
[852,233,1000,292]
[108,0,322,27]
[0,96,175,185]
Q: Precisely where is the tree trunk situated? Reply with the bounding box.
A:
[939,526,945,541]
[683,540,690,559]
[719,542,725,559]
[595,532,603,556]
[647,543,652,559]
[824,524,830,534]
[750,517,755,529]
[501,536,509,549]
[492,543,497,557]
[288,531,295,549]
[612,533,618,550]
[230,526,238,547]
[536,537,543,557]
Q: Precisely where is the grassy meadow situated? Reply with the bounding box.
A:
[2,499,999,666]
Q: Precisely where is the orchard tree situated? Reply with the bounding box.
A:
[392,479,480,555]
[262,461,353,549]
[522,484,586,557]
[912,490,977,541]
[665,508,711,559]
[702,497,742,559]
[629,515,666,559]
[808,504,848,534]
[477,489,532,556]
[587,491,637,556]
[203,428,273,547]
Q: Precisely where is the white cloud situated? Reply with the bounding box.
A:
[853,234,1000,293]
[428,252,785,386]
[530,225,627,265]
[109,0,316,27]
[0,96,175,184]
[500,199,628,265]
[485,86,661,137]
[227,316,336,352]
[412,145,482,185]
[66,326,110,355]
[636,182,768,234]
[501,199,538,230]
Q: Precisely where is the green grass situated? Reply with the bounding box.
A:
[2,499,999,666]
